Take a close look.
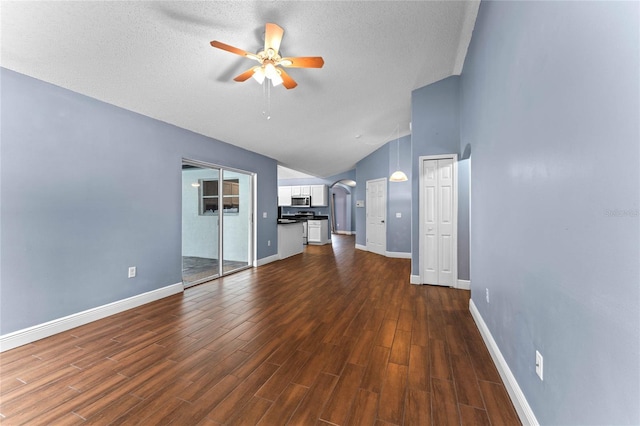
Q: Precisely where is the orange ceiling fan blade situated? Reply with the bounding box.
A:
[280,56,325,68]
[264,23,284,54]
[210,41,259,61]
[234,67,258,82]
[279,68,298,90]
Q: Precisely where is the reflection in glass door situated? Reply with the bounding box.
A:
[222,170,251,274]
[182,164,220,287]
[182,160,254,288]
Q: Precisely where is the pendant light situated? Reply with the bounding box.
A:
[389,124,408,182]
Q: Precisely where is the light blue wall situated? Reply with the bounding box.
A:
[410,76,469,278]
[182,168,219,259]
[461,1,639,424]
[181,168,252,262]
[331,186,350,233]
[387,136,411,253]
[0,68,278,335]
[355,135,412,253]
[457,148,471,281]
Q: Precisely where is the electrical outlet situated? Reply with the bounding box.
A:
[536,350,544,380]
[268,240,271,246]
[128,266,136,278]
[485,288,490,303]
[262,212,267,218]
[396,212,402,218]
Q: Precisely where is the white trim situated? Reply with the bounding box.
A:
[418,154,458,286]
[365,177,387,256]
[410,275,422,285]
[0,283,184,353]
[256,254,280,266]
[356,244,410,260]
[457,279,471,290]
[386,251,411,259]
[469,299,539,426]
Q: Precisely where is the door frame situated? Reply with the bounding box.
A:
[366,177,387,256]
[418,154,458,287]
[182,158,256,288]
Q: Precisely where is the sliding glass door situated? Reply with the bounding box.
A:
[221,170,252,274]
[182,160,253,288]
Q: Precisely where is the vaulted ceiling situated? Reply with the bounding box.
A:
[1,1,479,177]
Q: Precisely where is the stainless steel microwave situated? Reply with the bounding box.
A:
[291,196,311,207]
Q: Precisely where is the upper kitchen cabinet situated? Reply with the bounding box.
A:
[290,186,311,197]
[278,186,292,206]
[310,185,328,206]
[278,184,329,206]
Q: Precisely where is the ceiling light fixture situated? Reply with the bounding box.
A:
[252,62,282,87]
[389,124,408,182]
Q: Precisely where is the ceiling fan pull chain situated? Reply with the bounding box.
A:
[263,79,272,120]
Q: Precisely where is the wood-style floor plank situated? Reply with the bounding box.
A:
[0,235,520,425]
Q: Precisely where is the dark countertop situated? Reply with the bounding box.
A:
[280,214,329,221]
[277,219,301,224]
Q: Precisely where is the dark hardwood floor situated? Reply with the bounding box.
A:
[0,235,520,425]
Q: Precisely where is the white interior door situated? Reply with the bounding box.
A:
[366,178,387,256]
[421,156,457,286]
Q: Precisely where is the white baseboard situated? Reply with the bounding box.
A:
[356,244,411,261]
[469,299,539,426]
[0,283,183,353]
[457,279,471,290]
[410,275,422,285]
[386,251,411,259]
[256,254,280,266]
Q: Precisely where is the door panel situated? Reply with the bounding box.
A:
[438,159,454,286]
[424,234,438,283]
[423,160,438,284]
[366,178,387,256]
[421,157,456,287]
[222,170,252,275]
[182,164,220,288]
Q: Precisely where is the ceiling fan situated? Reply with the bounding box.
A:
[210,23,324,90]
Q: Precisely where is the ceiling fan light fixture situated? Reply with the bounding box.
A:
[264,63,278,79]
[252,67,266,84]
[270,71,284,87]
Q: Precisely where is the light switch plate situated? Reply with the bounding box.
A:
[536,350,544,380]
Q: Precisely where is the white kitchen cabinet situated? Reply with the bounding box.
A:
[278,222,303,258]
[310,185,328,206]
[290,185,311,197]
[278,186,292,206]
[307,219,329,245]
[279,184,326,206]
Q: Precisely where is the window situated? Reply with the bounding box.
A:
[200,178,240,215]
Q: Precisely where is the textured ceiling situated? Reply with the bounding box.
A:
[1,1,479,178]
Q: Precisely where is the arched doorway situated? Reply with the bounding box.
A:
[330,179,356,235]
